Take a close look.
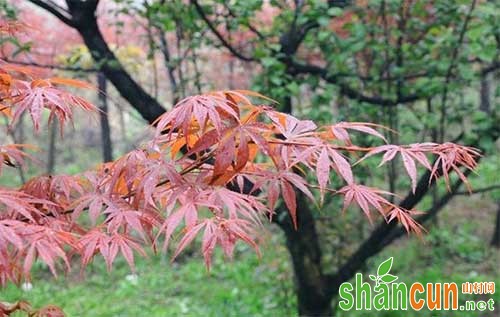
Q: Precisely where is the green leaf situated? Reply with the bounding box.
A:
[261,57,277,68]
[369,275,377,281]
[327,7,343,17]
[286,82,300,94]
[318,31,330,41]
[317,16,330,27]
[380,274,398,284]
[377,257,393,277]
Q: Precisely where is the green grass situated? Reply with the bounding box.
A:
[1,235,295,317]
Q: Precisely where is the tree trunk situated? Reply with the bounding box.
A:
[158,32,180,104]
[491,203,500,248]
[478,73,498,248]
[276,196,332,317]
[97,72,113,162]
[66,2,166,124]
[47,120,57,174]
[479,73,491,113]
[271,93,331,315]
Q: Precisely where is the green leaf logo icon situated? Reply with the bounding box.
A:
[373,257,398,286]
[381,274,398,284]
[377,257,393,276]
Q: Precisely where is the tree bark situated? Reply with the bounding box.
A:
[47,120,57,174]
[97,72,113,162]
[491,203,500,248]
[36,0,167,124]
[478,73,498,248]
[479,73,491,113]
[158,33,180,104]
[275,196,332,317]
[76,19,165,123]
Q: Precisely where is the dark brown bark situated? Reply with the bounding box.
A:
[273,97,330,315]
[97,72,113,162]
[275,196,332,317]
[75,15,165,124]
[28,0,167,124]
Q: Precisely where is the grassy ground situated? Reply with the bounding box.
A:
[1,236,296,317]
[1,196,498,316]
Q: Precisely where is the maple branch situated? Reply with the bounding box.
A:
[191,0,255,62]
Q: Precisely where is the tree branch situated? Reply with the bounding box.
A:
[31,0,167,124]
[379,168,474,248]
[27,0,75,27]
[1,58,97,73]
[191,0,255,62]
[439,0,477,141]
[481,60,500,75]
[222,3,265,40]
[454,184,500,196]
[287,60,420,106]
[325,141,484,299]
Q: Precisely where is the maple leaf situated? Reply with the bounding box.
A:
[132,155,184,206]
[71,192,107,225]
[337,184,393,223]
[104,200,154,241]
[329,122,388,145]
[173,217,260,269]
[106,233,147,272]
[252,170,314,228]
[285,142,354,201]
[0,250,22,286]
[202,186,267,225]
[21,175,85,211]
[359,144,434,193]
[266,111,318,143]
[154,93,241,139]
[430,143,480,192]
[77,229,110,268]
[0,220,24,251]
[386,207,425,235]
[9,79,95,132]
[188,121,272,183]
[17,223,76,278]
[78,230,146,272]
[201,220,218,270]
[0,144,31,175]
[156,187,221,251]
[0,189,51,222]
